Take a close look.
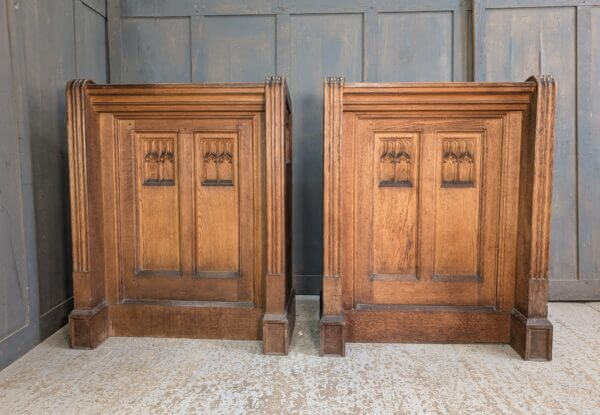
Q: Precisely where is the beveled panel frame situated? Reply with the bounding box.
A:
[321,76,556,361]
[66,78,296,355]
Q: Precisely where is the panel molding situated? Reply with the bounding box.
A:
[67,80,93,274]
[119,0,466,17]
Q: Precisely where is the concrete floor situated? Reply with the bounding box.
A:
[0,297,599,415]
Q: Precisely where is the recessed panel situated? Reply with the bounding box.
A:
[194,132,239,278]
[371,133,420,281]
[121,18,191,82]
[195,15,276,82]
[378,12,453,82]
[135,132,181,275]
[433,133,482,281]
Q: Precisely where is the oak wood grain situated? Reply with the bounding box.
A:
[67,78,294,354]
[321,77,556,360]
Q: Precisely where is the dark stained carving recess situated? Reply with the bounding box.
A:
[379,138,413,187]
[442,138,475,187]
[202,138,234,186]
[142,138,175,186]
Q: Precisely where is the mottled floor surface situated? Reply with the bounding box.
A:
[1,297,599,415]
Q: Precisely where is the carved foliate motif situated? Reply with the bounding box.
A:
[379,138,413,187]
[202,138,234,186]
[142,138,175,186]
[442,139,475,186]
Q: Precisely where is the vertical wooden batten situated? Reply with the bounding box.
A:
[472,0,486,82]
[320,76,345,357]
[66,79,109,348]
[510,75,556,360]
[263,76,296,355]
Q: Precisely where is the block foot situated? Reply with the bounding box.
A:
[320,314,345,356]
[69,302,109,349]
[263,290,296,355]
[510,308,553,361]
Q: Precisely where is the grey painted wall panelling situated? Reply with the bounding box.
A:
[1,0,107,369]
[193,15,276,82]
[30,0,78,319]
[26,0,106,328]
[573,6,600,296]
[121,17,191,82]
[0,0,40,369]
[377,11,453,82]
[0,0,30,347]
[81,0,107,16]
[75,0,108,83]
[484,7,578,295]
[289,13,363,289]
[119,0,468,16]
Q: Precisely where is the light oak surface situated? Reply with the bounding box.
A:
[321,77,556,360]
[66,77,294,354]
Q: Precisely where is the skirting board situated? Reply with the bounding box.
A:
[293,274,322,295]
[39,297,74,340]
[549,279,600,301]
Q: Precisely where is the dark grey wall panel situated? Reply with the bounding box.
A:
[484,7,579,295]
[121,17,191,82]
[30,0,79,317]
[194,15,276,82]
[1,0,107,369]
[82,0,107,16]
[120,0,467,16]
[75,0,108,83]
[578,7,600,283]
[289,14,363,288]
[0,0,28,343]
[121,0,196,17]
[378,12,453,82]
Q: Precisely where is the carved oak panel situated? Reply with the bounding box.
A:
[321,76,556,361]
[135,132,181,275]
[194,132,240,280]
[371,132,419,282]
[201,137,235,187]
[66,78,296,355]
[377,135,415,188]
[141,136,176,186]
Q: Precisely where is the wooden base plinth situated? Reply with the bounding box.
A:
[320,314,345,356]
[110,301,263,340]
[510,308,553,361]
[263,290,296,355]
[69,302,109,349]
[71,301,266,348]
[345,306,510,344]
